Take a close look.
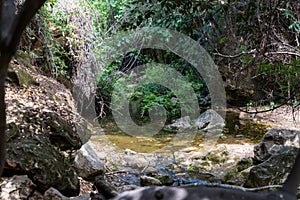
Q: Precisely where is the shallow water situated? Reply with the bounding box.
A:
[93,111,269,153]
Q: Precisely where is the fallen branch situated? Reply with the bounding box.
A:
[180,182,282,192]
[264,51,300,57]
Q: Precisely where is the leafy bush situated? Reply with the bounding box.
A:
[91,0,216,121]
[96,51,209,122]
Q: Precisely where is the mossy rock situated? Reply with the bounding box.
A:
[6,122,20,142]
[6,136,80,197]
[14,50,32,69]
[202,150,229,165]
[7,66,37,87]
[224,157,253,184]
[154,174,174,186]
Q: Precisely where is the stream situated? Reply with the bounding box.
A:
[89,111,269,190]
[93,111,268,153]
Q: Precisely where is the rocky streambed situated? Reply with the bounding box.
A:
[74,110,268,191]
[2,59,300,199]
[77,127,300,199]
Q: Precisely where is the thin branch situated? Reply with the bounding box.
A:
[272,29,296,50]
[237,85,300,114]
[213,49,257,58]
[140,160,150,174]
[237,99,289,114]
[264,51,300,57]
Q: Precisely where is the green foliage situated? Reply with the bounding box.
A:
[269,101,275,109]
[88,0,131,35]
[114,0,227,43]
[26,0,82,80]
[278,8,300,32]
[97,53,208,122]
[92,0,300,118]
[246,102,253,111]
[258,58,300,98]
[39,1,72,78]
[92,0,225,120]
[131,64,203,120]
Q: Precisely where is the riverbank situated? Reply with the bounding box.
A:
[229,105,300,129]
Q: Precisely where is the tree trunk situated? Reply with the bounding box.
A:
[0,51,11,176]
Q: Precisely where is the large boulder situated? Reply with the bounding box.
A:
[0,176,90,200]
[245,128,300,188]
[193,109,225,131]
[74,119,92,145]
[7,64,38,87]
[6,137,80,196]
[254,128,300,162]
[42,111,83,151]
[74,142,105,180]
[3,61,93,197]
[244,146,298,188]
[164,109,225,132]
[164,116,192,132]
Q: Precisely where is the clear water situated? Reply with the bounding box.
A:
[93,111,269,153]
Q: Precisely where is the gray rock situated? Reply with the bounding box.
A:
[74,119,92,145]
[0,175,36,200]
[70,194,90,200]
[254,128,300,162]
[244,146,298,188]
[117,185,140,193]
[140,176,162,186]
[165,116,192,132]
[235,134,244,139]
[194,109,225,131]
[125,149,137,155]
[28,191,45,200]
[224,157,253,185]
[155,174,174,186]
[43,188,69,200]
[164,110,225,133]
[246,128,300,188]
[43,188,90,200]
[74,141,104,179]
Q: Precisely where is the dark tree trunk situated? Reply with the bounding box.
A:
[0,0,47,176]
[0,51,10,177]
